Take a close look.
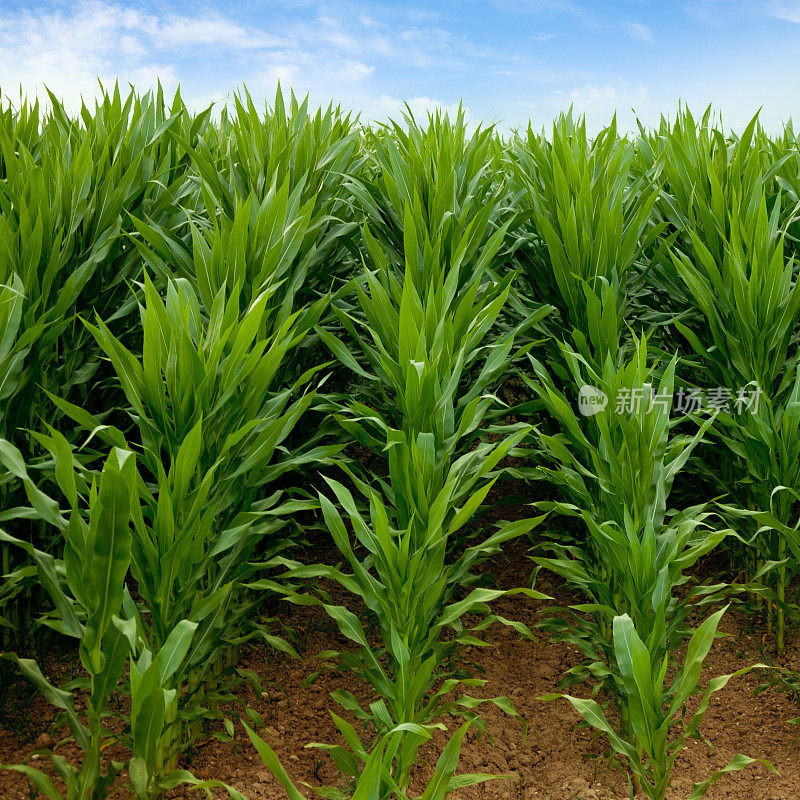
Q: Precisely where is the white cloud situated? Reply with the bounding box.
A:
[157,17,285,51]
[17,0,789,136]
[0,1,287,109]
[768,1,800,22]
[255,53,374,100]
[0,0,483,120]
[623,22,654,42]
[289,13,474,70]
[340,60,375,82]
[549,81,659,133]
[363,94,469,123]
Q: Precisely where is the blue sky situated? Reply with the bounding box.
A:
[0,0,797,132]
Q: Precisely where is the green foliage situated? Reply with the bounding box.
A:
[245,719,499,800]
[508,112,660,364]
[0,446,221,799]
[50,272,332,771]
[667,129,800,653]
[550,610,773,800]
[0,82,203,647]
[349,106,504,289]
[526,334,741,792]
[0,87,794,800]
[0,83,189,438]
[276,478,542,793]
[268,108,550,794]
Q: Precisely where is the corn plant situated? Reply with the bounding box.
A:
[320,219,544,519]
[631,109,782,329]
[647,110,772,279]
[0,91,43,163]
[273,396,544,793]
[130,86,362,378]
[0,83,192,439]
[314,110,549,569]
[245,718,496,800]
[0,277,30,639]
[765,119,800,261]
[280,257,544,796]
[670,177,800,653]
[548,609,770,800]
[273,476,543,793]
[507,112,660,366]
[0,446,137,800]
[0,83,198,649]
[218,87,363,294]
[321,111,550,508]
[257,111,549,792]
[526,334,729,750]
[48,266,334,774]
[0,441,252,800]
[348,107,504,290]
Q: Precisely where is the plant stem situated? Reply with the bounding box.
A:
[777,536,786,657]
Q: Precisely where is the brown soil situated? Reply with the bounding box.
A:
[1,541,798,800]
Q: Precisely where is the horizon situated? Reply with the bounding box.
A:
[1,1,798,134]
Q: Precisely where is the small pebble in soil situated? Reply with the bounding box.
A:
[34,733,53,749]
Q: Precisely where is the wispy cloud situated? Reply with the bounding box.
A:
[0,2,171,107]
[556,81,658,131]
[1,0,798,134]
[363,94,469,124]
[683,0,752,26]
[623,21,654,42]
[768,1,800,23]
[0,1,471,112]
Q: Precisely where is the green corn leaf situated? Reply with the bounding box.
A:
[0,765,63,800]
[244,722,308,800]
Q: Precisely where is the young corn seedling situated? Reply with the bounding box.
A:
[0,446,137,800]
[270,381,545,793]
[0,441,248,800]
[275,474,543,795]
[547,609,771,800]
[49,265,333,773]
[526,334,729,748]
[244,718,496,800]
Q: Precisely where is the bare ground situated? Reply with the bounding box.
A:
[0,541,798,800]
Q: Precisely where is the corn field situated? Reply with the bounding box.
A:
[2,85,800,800]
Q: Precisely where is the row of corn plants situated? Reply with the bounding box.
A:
[248,109,550,798]
[1,86,799,800]
[0,85,360,798]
